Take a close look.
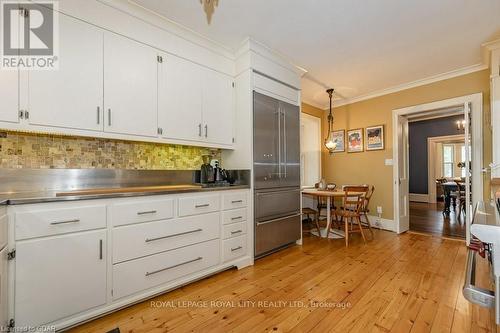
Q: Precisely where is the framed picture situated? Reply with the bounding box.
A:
[365,125,385,151]
[347,129,364,153]
[331,130,345,153]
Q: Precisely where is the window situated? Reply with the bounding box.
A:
[443,145,454,178]
[300,113,321,187]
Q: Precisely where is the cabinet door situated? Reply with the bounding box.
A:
[158,54,203,142]
[0,70,19,123]
[28,14,103,131]
[202,69,234,145]
[104,33,158,137]
[15,230,106,326]
[0,247,8,328]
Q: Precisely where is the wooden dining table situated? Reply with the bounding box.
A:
[302,188,365,239]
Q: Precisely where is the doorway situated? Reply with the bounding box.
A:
[408,115,467,238]
[393,93,483,245]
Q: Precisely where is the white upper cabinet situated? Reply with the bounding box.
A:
[104,33,158,137]
[0,70,19,124]
[158,54,203,142]
[27,15,104,131]
[202,69,234,146]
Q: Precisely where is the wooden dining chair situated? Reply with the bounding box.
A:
[302,207,321,236]
[331,190,366,247]
[360,185,375,237]
[455,180,466,219]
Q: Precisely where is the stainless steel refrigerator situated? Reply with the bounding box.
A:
[253,91,301,258]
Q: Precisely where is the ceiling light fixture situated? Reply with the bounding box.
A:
[324,88,337,154]
[200,0,219,25]
[456,119,466,130]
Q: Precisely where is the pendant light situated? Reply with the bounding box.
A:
[324,88,337,154]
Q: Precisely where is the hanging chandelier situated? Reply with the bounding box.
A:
[324,88,337,154]
[200,0,219,25]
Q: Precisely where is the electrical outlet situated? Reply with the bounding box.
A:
[377,206,383,214]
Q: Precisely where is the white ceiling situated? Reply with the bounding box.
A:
[133,0,500,108]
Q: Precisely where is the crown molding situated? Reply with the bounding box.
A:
[330,63,488,108]
[301,98,327,111]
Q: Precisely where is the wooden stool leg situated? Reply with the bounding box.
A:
[357,216,367,244]
[344,217,349,247]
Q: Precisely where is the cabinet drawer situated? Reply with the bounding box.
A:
[0,212,6,249]
[222,208,247,225]
[15,204,106,240]
[222,235,247,262]
[178,194,219,217]
[113,212,220,263]
[111,198,174,227]
[222,191,248,210]
[223,222,246,239]
[113,239,220,300]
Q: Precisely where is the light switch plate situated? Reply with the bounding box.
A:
[385,159,393,166]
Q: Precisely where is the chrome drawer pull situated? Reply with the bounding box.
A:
[231,230,243,235]
[231,216,243,220]
[137,210,157,215]
[231,200,243,204]
[145,228,203,243]
[50,219,80,225]
[195,204,210,208]
[145,257,203,277]
[231,246,243,252]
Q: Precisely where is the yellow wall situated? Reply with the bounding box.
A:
[320,69,491,220]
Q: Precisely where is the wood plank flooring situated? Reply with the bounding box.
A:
[70,231,497,333]
[410,202,466,238]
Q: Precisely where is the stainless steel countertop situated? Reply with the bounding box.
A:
[0,184,250,205]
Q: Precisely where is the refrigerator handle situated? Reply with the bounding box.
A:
[282,109,287,178]
[277,106,282,179]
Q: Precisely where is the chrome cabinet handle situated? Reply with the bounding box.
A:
[231,200,243,204]
[195,203,210,208]
[282,110,287,178]
[205,124,208,138]
[231,230,242,235]
[99,239,103,260]
[50,219,80,225]
[198,123,202,137]
[231,216,243,220]
[145,257,203,276]
[137,210,157,215]
[277,107,282,179]
[108,109,111,126]
[231,246,243,252]
[145,228,202,243]
[256,213,302,226]
[97,106,100,124]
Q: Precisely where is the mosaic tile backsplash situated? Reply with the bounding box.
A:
[0,131,220,170]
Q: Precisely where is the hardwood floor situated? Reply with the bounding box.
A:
[410,201,466,238]
[70,231,497,333]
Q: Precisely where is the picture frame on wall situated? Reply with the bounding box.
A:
[331,130,345,153]
[347,129,364,153]
[365,125,385,151]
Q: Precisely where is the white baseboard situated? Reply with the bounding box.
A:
[409,193,429,203]
[367,215,394,232]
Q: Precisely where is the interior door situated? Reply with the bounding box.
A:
[464,102,472,245]
[104,33,158,137]
[158,54,203,142]
[396,115,410,233]
[253,92,281,190]
[28,14,104,131]
[202,68,234,145]
[15,230,107,326]
[280,101,300,188]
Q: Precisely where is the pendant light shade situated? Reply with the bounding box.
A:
[324,89,337,154]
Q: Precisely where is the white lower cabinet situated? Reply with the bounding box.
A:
[15,230,107,327]
[112,239,220,300]
[9,190,250,329]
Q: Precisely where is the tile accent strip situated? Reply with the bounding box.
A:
[0,131,221,170]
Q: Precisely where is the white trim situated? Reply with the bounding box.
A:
[302,98,328,110]
[300,113,322,188]
[409,194,429,203]
[322,64,487,109]
[367,215,394,232]
[393,93,483,245]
